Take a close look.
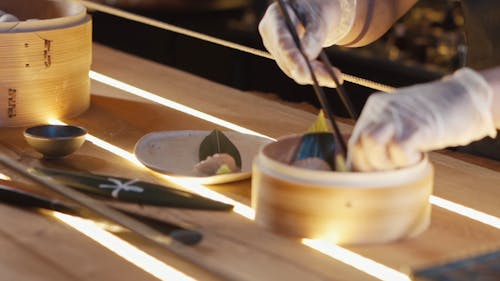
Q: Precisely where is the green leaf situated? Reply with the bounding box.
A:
[335,154,347,172]
[29,167,233,211]
[215,164,232,175]
[306,110,331,133]
[198,130,242,168]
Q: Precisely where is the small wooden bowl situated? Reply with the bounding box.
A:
[24,125,87,158]
[251,134,433,245]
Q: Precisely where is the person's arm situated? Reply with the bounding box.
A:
[348,67,498,171]
[337,0,419,47]
[480,67,500,128]
[0,10,19,22]
[258,0,418,87]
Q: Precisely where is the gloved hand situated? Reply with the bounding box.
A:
[348,68,497,171]
[258,0,356,87]
[0,10,19,22]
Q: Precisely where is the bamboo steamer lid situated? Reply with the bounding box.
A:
[251,135,434,245]
[0,0,91,127]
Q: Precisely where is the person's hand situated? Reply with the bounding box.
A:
[0,10,19,22]
[258,0,356,87]
[348,68,497,171]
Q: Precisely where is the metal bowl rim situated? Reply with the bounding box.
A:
[24,124,87,140]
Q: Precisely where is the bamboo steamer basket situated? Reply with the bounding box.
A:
[0,0,92,127]
[251,135,434,245]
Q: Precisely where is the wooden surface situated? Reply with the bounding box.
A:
[0,43,498,281]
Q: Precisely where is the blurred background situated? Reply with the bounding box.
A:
[88,0,465,117]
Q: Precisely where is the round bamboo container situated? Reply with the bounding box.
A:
[251,135,434,245]
[0,0,92,127]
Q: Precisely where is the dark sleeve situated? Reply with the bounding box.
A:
[455,0,500,160]
[460,0,500,69]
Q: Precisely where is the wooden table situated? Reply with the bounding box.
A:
[0,43,498,281]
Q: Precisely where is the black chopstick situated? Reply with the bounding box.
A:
[317,51,359,120]
[0,155,203,247]
[0,184,79,215]
[0,183,202,245]
[276,0,347,156]
[276,0,359,120]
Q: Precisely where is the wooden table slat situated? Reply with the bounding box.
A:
[0,43,497,281]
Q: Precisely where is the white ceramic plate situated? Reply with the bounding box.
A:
[134,130,273,184]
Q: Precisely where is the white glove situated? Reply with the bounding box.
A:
[348,68,497,172]
[258,0,356,87]
[0,10,19,22]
